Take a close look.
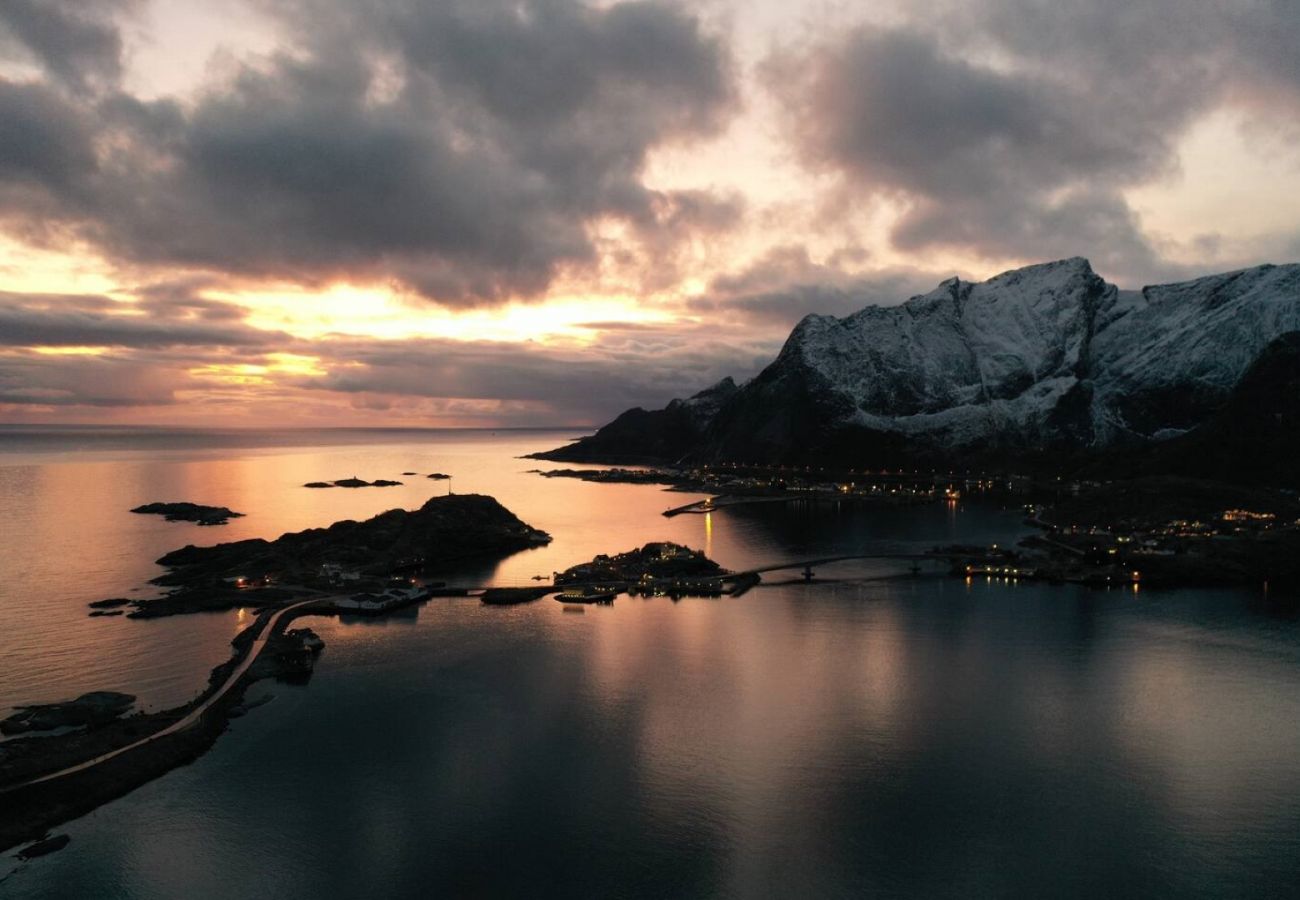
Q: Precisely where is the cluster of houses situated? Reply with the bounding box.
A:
[554,542,731,599]
[670,462,1034,504]
[329,582,428,615]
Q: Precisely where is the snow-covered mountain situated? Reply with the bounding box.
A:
[1089,331,1300,487]
[539,258,1300,465]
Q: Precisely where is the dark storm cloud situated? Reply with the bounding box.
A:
[691,278,925,327]
[0,0,135,93]
[0,80,95,194]
[767,2,1300,281]
[0,0,736,304]
[689,245,941,327]
[0,291,291,348]
[131,277,251,322]
[294,329,774,422]
[0,353,187,406]
[958,0,1300,114]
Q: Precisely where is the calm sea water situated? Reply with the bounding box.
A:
[2,428,1298,897]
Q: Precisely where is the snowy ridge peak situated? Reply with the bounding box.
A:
[780,256,1111,420]
[539,258,1300,466]
[703,257,1300,460]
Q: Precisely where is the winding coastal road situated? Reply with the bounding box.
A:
[0,598,323,795]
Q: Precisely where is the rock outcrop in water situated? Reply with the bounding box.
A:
[303,477,403,488]
[131,502,243,525]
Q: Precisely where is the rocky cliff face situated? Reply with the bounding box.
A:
[1091,331,1300,487]
[540,258,1300,466]
[530,377,737,463]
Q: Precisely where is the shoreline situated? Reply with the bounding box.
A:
[0,603,325,853]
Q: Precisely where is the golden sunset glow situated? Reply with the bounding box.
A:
[0,0,1297,428]
[30,346,110,357]
[228,285,681,345]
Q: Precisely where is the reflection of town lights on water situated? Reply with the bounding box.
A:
[704,512,713,559]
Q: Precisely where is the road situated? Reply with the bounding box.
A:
[0,597,324,794]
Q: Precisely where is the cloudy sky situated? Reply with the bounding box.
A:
[2,0,1298,427]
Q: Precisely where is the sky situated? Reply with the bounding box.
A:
[1,0,1298,428]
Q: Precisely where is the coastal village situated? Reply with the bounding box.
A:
[539,462,1300,592]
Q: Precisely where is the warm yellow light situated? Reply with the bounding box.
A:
[220,283,677,344]
[189,362,271,385]
[29,346,109,356]
[265,352,327,377]
[0,236,120,295]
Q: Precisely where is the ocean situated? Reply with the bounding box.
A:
[2,427,1298,898]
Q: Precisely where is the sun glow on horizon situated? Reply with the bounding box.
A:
[189,351,329,385]
[225,284,682,344]
[29,346,112,356]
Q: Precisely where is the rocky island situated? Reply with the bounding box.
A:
[553,542,751,599]
[114,494,551,618]
[303,477,403,488]
[130,502,244,526]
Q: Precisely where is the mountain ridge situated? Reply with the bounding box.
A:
[535,258,1300,472]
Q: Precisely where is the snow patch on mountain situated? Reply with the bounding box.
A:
[539,258,1300,464]
[760,258,1300,451]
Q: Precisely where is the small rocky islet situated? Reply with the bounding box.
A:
[85,597,131,618]
[303,476,403,488]
[130,502,243,526]
[302,473,449,486]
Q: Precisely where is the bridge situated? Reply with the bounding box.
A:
[662,495,793,517]
[736,552,944,579]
